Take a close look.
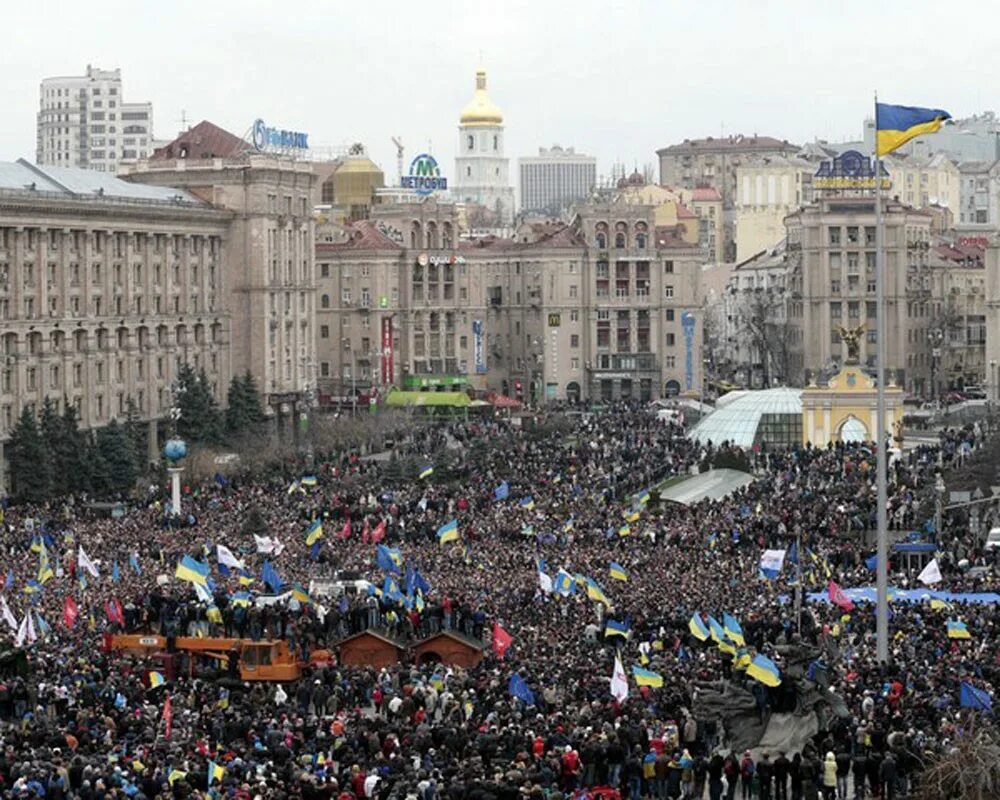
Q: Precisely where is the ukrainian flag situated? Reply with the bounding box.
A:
[300,474,318,487]
[291,583,312,605]
[635,489,651,506]
[24,579,42,595]
[632,665,664,688]
[586,577,611,607]
[305,519,324,546]
[520,497,535,511]
[930,598,952,611]
[609,562,629,582]
[733,649,752,671]
[717,639,736,657]
[419,464,434,479]
[623,510,640,523]
[688,614,710,642]
[437,519,459,544]
[554,569,576,596]
[747,654,782,687]
[149,671,165,689]
[605,619,631,638]
[617,524,631,537]
[707,615,727,644]
[230,591,252,607]
[876,103,952,156]
[168,770,187,786]
[206,606,223,624]
[175,555,210,586]
[208,761,225,788]
[563,517,575,533]
[947,620,972,639]
[723,613,745,647]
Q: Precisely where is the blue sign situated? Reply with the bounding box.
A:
[402,153,447,196]
[681,311,696,392]
[814,149,889,190]
[252,119,309,151]
[472,320,487,374]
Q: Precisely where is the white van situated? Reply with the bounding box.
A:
[984,528,1000,552]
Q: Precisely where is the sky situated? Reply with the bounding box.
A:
[3,0,995,186]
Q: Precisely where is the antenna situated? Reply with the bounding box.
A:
[179,109,189,133]
[391,136,404,187]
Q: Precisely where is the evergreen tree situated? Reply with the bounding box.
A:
[175,363,223,444]
[96,420,137,495]
[59,400,92,495]
[124,397,147,474]
[86,431,111,496]
[39,397,65,496]
[7,406,51,504]
[241,371,264,423]
[226,371,265,435]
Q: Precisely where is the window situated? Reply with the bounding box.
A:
[665,309,675,322]
[320,263,329,278]
[341,289,352,304]
[664,285,674,299]
[320,362,330,377]
[829,227,841,245]
[570,334,579,348]
[666,333,676,347]
[570,310,579,322]
[467,135,474,150]
[320,325,329,338]
[569,285,577,298]
[320,294,330,308]
[664,261,674,274]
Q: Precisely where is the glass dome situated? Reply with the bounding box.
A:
[688,388,803,448]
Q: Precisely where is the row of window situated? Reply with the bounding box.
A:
[0,229,221,257]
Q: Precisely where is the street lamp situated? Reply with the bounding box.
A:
[929,327,944,404]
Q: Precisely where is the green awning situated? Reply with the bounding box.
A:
[384,390,470,408]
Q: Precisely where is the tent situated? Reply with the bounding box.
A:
[384,391,470,408]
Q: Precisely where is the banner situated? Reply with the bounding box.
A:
[473,320,487,374]
[381,317,394,385]
[681,311,696,392]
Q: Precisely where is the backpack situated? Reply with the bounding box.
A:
[741,758,755,778]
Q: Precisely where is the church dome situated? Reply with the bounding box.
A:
[460,68,504,127]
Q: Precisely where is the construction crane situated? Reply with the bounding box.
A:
[391,136,404,186]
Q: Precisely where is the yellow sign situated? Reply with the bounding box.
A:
[548,313,561,327]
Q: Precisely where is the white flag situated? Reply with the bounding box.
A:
[27,613,36,644]
[759,549,787,579]
[216,544,245,571]
[253,535,284,556]
[538,571,553,594]
[918,558,942,586]
[0,596,17,632]
[77,546,100,578]
[14,614,35,647]
[611,653,629,703]
[193,582,213,604]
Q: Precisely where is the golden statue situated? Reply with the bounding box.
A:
[837,324,866,364]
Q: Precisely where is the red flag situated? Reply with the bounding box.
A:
[370,520,386,544]
[338,520,351,540]
[827,579,855,612]
[62,596,79,629]
[163,693,173,739]
[105,598,125,625]
[361,521,370,545]
[492,622,513,658]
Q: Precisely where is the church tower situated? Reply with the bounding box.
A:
[454,68,515,227]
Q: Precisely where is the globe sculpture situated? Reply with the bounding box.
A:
[163,438,188,463]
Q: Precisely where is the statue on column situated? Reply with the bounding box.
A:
[837,324,866,365]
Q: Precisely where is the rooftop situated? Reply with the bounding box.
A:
[691,186,722,201]
[0,159,200,205]
[657,135,795,156]
[151,120,250,161]
[688,388,803,448]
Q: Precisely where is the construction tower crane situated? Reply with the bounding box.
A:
[391,137,404,186]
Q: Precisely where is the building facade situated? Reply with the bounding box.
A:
[0,160,231,492]
[125,145,316,418]
[734,156,816,262]
[453,69,515,227]
[37,65,153,173]
[314,200,705,404]
[518,146,596,216]
[785,196,934,390]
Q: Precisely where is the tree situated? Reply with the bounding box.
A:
[96,420,137,495]
[39,397,65,496]
[917,719,1000,800]
[124,397,148,475]
[733,288,792,388]
[226,371,265,434]
[59,401,93,495]
[7,406,51,504]
[175,363,223,444]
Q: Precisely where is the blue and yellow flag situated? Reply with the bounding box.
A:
[609,562,629,582]
[175,555,210,586]
[208,761,225,788]
[305,519,323,546]
[605,619,631,638]
[632,665,664,688]
[519,497,535,511]
[707,615,727,644]
[617,524,631,537]
[876,103,951,156]
[554,569,576,596]
[723,613,745,647]
[149,671,165,689]
[634,489,651,506]
[291,583,312,605]
[947,620,972,640]
[437,519,459,544]
[586,577,611,607]
[747,654,782,687]
[688,614,710,642]
[300,474,318,488]
[419,464,434,480]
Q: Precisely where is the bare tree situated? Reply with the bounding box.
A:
[733,288,791,387]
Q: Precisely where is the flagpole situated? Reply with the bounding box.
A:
[873,92,890,664]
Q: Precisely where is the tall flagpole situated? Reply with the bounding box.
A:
[873,92,890,663]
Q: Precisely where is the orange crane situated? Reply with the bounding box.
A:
[104,634,333,683]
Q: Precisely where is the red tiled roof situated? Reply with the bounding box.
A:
[151,121,250,161]
[691,187,722,201]
[315,220,404,252]
[676,204,697,219]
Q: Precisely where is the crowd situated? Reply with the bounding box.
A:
[0,405,996,800]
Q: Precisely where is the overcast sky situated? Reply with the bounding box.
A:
[3,0,993,185]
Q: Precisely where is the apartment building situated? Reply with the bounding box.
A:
[519,146,597,215]
[37,65,153,173]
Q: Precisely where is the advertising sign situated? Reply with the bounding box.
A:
[814,149,890,190]
[473,319,487,374]
[252,119,309,151]
[681,311,696,392]
[401,154,448,196]
[380,317,394,385]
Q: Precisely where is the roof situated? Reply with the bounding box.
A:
[657,135,794,156]
[0,159,200,204]
[654,225,698,249]
[413,630,484,651]
[336,628,406,649]
[691,187,722,201]
[151,120,250,161]
[658,468,757,506]
[316,219,404,252]
[688,388,803,448]
[460,68,504,127]
[384,391,470,408]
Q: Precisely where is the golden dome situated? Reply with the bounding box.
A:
[459,68,504,127]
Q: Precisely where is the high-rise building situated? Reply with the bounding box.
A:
[453,68,515,227]
[36,65,153,173]
[519,146,596,215]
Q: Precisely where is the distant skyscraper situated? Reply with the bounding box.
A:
[453,68,515,226]
[36,65,153,173]
[519,146,597,215]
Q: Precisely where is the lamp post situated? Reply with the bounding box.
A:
[929,327,944,405]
